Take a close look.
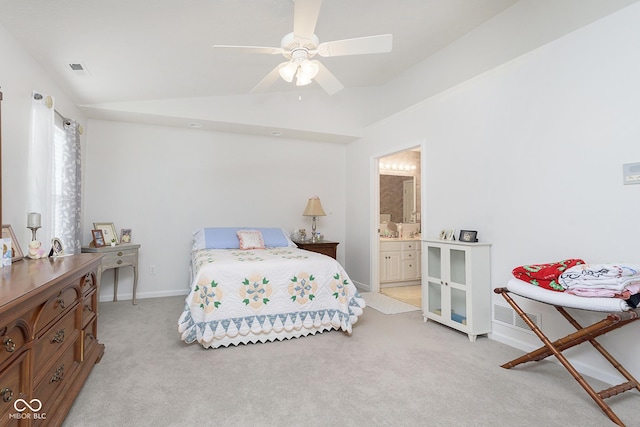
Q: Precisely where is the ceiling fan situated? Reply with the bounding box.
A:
[213,0,392,95]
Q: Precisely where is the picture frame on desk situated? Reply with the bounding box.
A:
[92,229,106,247]
[2,224,23,262]
[120,228,132,243]
[93,222,118,244]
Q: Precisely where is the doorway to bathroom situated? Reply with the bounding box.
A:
[376,146,422,309]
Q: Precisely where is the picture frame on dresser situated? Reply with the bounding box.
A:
[52,237,64,255]
[94,222,118,244]
[2,224,23,261]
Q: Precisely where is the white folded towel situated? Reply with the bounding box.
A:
[559,264,640,292]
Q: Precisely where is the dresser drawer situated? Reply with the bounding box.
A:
[34,308,79,374]
[0,351,28,422]
[34,338,79,411]
[80,271,96,295]
[82,318,98,362]
[0,322,28,367]
[101,250,137,269]
[81,290,97,329]
[35,286,80,334]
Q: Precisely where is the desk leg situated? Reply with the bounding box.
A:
[113,267,119,302]
[132,265,138,305]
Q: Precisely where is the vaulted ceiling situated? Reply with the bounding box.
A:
[1,0,635,142]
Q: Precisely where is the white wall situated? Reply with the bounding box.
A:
[83,120,346,301]
[345,3,640,384]
[0,23,88,249]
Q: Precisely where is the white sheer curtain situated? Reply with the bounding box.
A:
[53,115,82,254]
[28,91,55,249]
[28,91,82,255]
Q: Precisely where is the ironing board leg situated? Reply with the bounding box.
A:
[495,288,628,426]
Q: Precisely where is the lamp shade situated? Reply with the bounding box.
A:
[303,196,326,217]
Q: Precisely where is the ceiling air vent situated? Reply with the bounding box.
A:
[68,62,90,76]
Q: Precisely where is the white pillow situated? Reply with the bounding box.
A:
[237,230,265,250]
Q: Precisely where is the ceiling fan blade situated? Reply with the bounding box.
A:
[293,0,322,40]
[251,63,288,93]
[317,34,393,57]
[313,61,344,95]
[213,45,283,55]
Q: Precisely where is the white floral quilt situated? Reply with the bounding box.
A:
[178,247,366,348]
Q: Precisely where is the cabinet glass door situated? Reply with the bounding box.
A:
[427,280,442,317]
[450,287,467,325]
[427,246,441,279]
[449,249,466,286]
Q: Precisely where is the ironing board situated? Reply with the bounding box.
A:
[495,279,640,427]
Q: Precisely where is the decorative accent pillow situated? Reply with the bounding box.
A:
[193,227,294,250]
[237,230,265,250]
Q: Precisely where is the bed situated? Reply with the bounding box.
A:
[178,227,366,348]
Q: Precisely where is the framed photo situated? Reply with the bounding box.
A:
[94,222,118,244]
[2,224,23,262]
[92,230,106,248]
[51,237,64,256]
[459,230,478,242]
[120,228,132,244]
[438,230,447,240]
[445,229,456,241]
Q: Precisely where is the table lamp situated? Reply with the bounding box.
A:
[303,196,326,241]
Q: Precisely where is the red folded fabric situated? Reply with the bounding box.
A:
[512,259,585,291]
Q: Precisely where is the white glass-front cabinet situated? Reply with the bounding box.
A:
[422,239,491,342]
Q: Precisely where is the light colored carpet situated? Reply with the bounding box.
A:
[361,291,420,314]
[63,296,638,427]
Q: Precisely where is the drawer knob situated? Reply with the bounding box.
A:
[117,251,123,256]
[57,298,66,309]
[3,337,15,353]
[50,365,65,383]
[1,388,13,402]
[51,329,65,344]
[117,260,123,265]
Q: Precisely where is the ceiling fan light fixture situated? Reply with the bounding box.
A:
[299,59,319,79]
[278,62,299,82]
[295,71,313,86]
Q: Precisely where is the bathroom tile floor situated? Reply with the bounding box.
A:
[380,285,421,308]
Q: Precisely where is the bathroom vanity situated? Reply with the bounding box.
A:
[379,237,421,287]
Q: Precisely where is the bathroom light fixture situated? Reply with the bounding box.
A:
[379,162,416,171]
[303,196,326,241]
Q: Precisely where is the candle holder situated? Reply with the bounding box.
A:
[28,225,41,242]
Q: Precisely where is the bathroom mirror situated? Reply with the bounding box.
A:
[380,174,416,223]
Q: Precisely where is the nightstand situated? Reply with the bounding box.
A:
[294,240,339,259]
[81,243,140,305]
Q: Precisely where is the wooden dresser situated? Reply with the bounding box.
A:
[0,254,105,426]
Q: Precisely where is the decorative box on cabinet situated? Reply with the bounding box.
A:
[0,254,105,426]
[421,239,491,342]
[380,239,421,287]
